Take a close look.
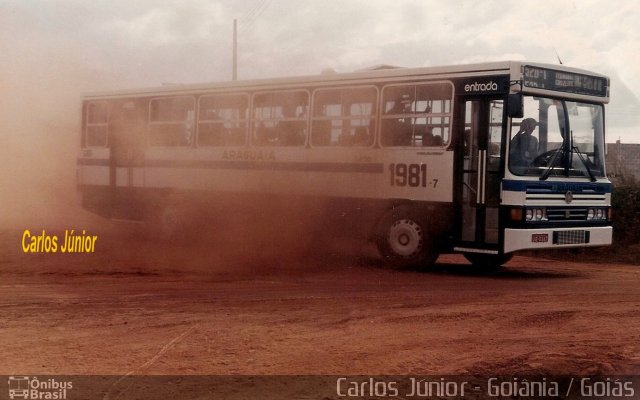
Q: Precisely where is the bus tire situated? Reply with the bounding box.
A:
[375,206,438,270]
[146,198,185,241]
[463,253,513,269]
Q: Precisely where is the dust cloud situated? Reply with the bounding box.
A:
[1,70,85,230]
[0,64,369,277]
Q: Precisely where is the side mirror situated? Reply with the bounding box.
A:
[507,94,523,118]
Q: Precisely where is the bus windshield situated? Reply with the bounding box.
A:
[508,96,605,179]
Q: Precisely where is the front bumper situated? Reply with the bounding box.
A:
[504,226,612,254]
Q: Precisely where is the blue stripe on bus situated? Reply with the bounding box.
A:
[77,158,385,174]
[502,179,612,193]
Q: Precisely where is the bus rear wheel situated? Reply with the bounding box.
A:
[146,197,187,241]
[463,253,513,269]
[376,206,438,270]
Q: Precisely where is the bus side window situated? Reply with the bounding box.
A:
[251,91,309,147]
[149,96,196,147]
[311,118,332,146]
[311,86,377,147]
[381,83,452,147]
[197,94,248,146]
[85,101,109,147]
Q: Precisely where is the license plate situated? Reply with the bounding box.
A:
[532,233,549,243]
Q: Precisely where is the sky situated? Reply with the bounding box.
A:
[1,0,639,147]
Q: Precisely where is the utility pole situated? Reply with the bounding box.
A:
[232,19,238,80]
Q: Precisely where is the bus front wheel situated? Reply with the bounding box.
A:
[376,206,438,270]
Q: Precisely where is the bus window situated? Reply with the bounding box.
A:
[198,94,248,146]
[509,96,605,178]
[149,96,196,147]
[85,101,109,147]
[311,86,377,147]
[380,82,453,147]
[251,91,309,146]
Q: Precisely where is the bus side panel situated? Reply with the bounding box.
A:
[378,149,454,203]
[141,147,454,204]
[139,146,455,242]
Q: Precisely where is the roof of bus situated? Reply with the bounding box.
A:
[83,60,609,99]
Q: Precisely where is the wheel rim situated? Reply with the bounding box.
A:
[388,218,423,257]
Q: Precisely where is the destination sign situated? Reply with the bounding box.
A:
[523,65,608,97]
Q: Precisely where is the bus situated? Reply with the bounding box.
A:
[77,61,612,269]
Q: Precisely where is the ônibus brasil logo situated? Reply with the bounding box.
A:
[8,376,73,400]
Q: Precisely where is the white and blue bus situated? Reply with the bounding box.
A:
[77,61,612,269]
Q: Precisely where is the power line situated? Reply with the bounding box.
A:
[231,0,272,80]
[247,0,271,25]
[241,0,265,25]
[239,0,272,34]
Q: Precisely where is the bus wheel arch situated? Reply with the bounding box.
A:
[375,204,439,270]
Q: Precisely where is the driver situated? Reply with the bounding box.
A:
[509,118,538,167]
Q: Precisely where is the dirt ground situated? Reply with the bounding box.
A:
[2,221,640,379]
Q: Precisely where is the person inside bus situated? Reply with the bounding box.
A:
[422,127,443,146]
[351,126,371,146]
[384,98,413,146]
[509,117,539,169]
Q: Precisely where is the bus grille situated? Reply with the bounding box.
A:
[525,193,606,201]
[546,207,589,221]
[553,230,590,245]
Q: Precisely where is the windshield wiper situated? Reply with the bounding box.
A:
[540,101,573,181]
[540,125,569,181]
[572,146,597,182]
[540,130,597,181]
[539,147,564,181]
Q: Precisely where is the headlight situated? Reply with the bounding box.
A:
[525,207,547,222]
[587,208,607,221]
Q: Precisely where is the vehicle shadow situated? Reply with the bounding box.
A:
[425,261,584,280]
[84,228,585,281]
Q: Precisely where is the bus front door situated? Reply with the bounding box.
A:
[458,99,504,251]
